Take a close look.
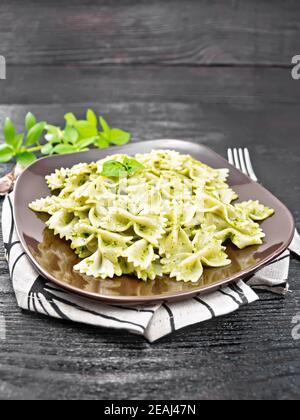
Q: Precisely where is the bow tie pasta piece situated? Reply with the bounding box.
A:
[118,258,135,275]
[216,227,265,249]
[159,227,193,258]
[163,252,205,283]
[70,180,97,201]
[100,208,166,245]
[192,226,218,250]
[198,240,231,267]
[133,215,166,245]
[98,230,133,260]
[70,222,97,249]
[74,249,123,279]
[46,210,79,241]
[46,168,69,191]
[123,239,158,271]
[88,205,108,228]
[235,200,275,221]
[216,188,238,204]
[29,196,61,215]
[204,211,266,249]
[30,150,274,283]
[135,261,164,281]
[163,241,230,283]
[100,208,134,232]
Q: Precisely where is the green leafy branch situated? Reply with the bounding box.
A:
[0,109,132,167]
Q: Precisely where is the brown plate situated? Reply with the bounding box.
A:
[14,140,295,305]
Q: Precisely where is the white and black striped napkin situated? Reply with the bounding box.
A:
[2,192,290,342]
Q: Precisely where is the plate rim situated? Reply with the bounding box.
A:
[14,140,295,304]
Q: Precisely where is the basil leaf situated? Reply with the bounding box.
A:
[64,113,77,126]
[99,116,110,134]
[64,126,79,144]
[95,134,110,149]
[13,133,25,152]
[16,151,37,167]
[45,125,62,144]
[76,137,97,150]
[3,118,16,146]
[53,144,76,155]
[0,144,14,163]
[109,128,131,145]
[123,157,144,175]
[87,109,98,128]
[101,161,127,178]
[41,143,54,155]
[26,122,46,146]
[74,120,98,138]
[6,133,24,152]
[25,112,37,131]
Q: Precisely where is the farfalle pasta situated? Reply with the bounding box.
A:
[29,150,274,283]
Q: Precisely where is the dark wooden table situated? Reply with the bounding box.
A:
[0,0,299,400]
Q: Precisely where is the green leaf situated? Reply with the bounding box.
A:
[95,135,110,149]
[25,112,37,131]
[101,160,128,178]
[123,157,144,175]
[14,133,24,151]
[109,128,131,145]
[64,113,77,126]
[0,144,14,163]
[5,132,25,153]
[3,118,16,146]
[64,126,79,144]
[86,109,98,128]
[53,144,76,155]
[76,137,97,150]
[16,151,37,167]
[26,122,46,146]
[99,116,110,134]
[45,125,62,144]
[74,120,98,138]
[41,143,54,155]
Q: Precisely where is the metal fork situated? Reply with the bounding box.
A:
[227,147,300,257]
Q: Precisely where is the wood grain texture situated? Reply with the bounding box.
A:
[0,277,299,400]
[0,0,299,66]
[1,65,299,105]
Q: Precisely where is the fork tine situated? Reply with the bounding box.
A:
[238,148,248,176]
[244,148,258,182]
[233,148,241,170]
[227,148,234,165]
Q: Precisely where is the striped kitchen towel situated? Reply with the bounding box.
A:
[2,192,290,342]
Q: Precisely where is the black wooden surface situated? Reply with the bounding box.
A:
[0,0,299,400]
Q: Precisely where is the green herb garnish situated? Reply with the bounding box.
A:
[0,109,132,167]
[101,158,144,178]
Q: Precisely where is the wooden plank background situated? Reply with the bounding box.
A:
[0,0,299,66]
[0,0,299,400]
